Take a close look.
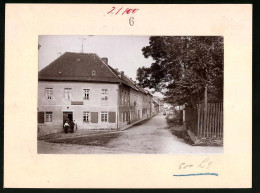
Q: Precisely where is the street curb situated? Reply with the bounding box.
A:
[119,113,158,131]
[43,131,121,141]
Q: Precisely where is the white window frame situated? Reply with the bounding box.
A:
[101,89,108,101]
[83,111,90,122]
[92,70,96,76]
[121,94,124,105]
[45,88,53,100]
[83,89,90,100]
[64,88,72,99]
[101,112,108,122]
[45,112,53,122]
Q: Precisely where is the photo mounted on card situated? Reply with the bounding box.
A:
[5,4,252,188]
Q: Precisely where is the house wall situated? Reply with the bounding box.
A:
[129,89,143,123]
[118,85,130,127]
[142,94,152,118]
[38,81,119,136]
[152,103,159,114]
[152,98,160,114]
[158,100,164,112]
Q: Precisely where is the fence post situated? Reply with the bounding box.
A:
[216,103,220,139]
[197,104,200,136]
[208,103,212,138]
[213,103,217,138]
[220,103,223,139]
[203,85,208,138]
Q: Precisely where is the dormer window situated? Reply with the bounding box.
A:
[92,70,96,76]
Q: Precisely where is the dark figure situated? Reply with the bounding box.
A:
[65,117,70,122]
[69,121,75,133]
[64,121,70,134]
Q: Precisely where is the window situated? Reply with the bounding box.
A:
[101,89,108,100]
[83,111,90,122]
[83,89,90,100]
[46,112,53,122]
[101,112,108,122]
[124,93,127,104]
[45,88,53,99]
[65,88,72,99]
[121,94,124,105]
[92,70,96,76]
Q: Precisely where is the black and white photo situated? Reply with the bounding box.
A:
[37,36,223,154]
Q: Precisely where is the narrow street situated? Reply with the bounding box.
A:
[38,113,223,154]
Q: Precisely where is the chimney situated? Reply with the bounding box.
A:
[102,57,108,65]
[120,71,124,77]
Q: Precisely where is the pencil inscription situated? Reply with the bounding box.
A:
[179,158,213,170]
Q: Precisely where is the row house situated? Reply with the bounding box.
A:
[107,66,152,125]
[38,52,153,136]
[152,98,159,115]
[152,96,164,113]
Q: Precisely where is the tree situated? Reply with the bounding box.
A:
[136,36,223,106]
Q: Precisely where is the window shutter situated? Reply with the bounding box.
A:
[38,112,44,123]
[126,112,129,121]
[109,112,116,123]
[91,112,98,123]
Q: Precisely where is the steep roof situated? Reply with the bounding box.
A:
[107,65,146,93]
[39,52,154,96]
[39,52,120,83]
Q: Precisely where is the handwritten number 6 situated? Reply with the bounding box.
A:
[129,17,134,26]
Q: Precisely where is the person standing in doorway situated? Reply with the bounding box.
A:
[64,121,70,134]
[69,120,75,133]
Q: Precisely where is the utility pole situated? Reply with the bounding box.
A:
[203,84,208,137]
[79,37,86,53]
[204,84,208,109]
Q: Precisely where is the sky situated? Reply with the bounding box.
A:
[38,35,163,98]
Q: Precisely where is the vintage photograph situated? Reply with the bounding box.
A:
[37,35,224,154]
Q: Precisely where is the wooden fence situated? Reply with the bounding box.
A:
[185,103,223,139]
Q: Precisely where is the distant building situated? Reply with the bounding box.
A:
[38,52,154,136]
[163,103,173,110]
[151,98,158,114]
[152,96,164,113]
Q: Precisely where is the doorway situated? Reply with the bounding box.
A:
[63,112,73,124]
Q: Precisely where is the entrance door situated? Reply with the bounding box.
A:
[63,112,73,124]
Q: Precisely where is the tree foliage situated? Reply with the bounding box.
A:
[137,36,224,106]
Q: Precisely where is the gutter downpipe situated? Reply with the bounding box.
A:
[117,82,122,130]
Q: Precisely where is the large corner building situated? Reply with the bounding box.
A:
[38,52,153,136]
